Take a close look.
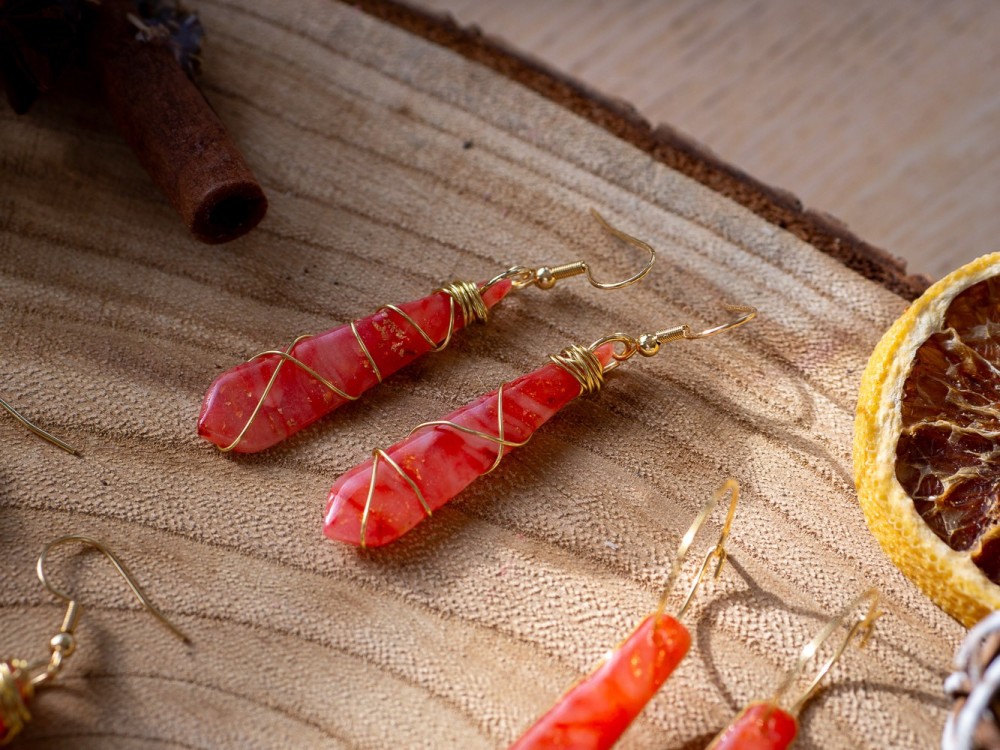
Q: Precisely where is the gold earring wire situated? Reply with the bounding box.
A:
[654,479,741,621]
[1,537,188,745]
[769,588,881,714]
[36,535,192,664]
[585,304,758,374]
[519,209,657,291]
[0,396,78,455]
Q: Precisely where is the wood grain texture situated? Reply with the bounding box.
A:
[0,2,960,749]
[348,0,929,302]
[418,0,1000,282]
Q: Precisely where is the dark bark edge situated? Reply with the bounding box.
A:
[345,0,930,300]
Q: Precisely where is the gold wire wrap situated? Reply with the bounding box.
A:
[0,660,32,746]
[359,447,434,548]
[439,280,491,328]
[0,396,78,455]
[358,383,531,548]
[218,273,513,453]
[549,345,606,396]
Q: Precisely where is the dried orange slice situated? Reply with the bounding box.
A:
[855,253,1000,627]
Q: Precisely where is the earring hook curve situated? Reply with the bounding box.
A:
[0,396,78,455]
[771,587,881,714]
[680,304,758,340]
[512,209,656,291]
[655,479,740,620]
[584,208,656,289]
[37,535,190,645]
[652,304,758,348]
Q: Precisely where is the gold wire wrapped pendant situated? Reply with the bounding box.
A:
[324,307,757,548]
[197,210,658,454]
[0,661,33,745]
[197,275,516,453]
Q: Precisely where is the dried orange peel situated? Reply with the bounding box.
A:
[855,253,1000,627]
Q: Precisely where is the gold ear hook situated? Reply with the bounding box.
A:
[636,304,758,356]
[578,304,758,377]
[0,395,78,455]
[36,535,191,680]
[514,209,656,291]
[770,588,881,715]
[654,479,740,621]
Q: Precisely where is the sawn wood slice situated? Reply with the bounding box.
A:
[0,1,956,748]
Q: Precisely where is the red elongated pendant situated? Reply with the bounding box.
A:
[324,344,616,548]
[198,279,512,453]
[706,703,798,750]
[510,614,690,750]
[705,589,879,750]
[323,306,756,548]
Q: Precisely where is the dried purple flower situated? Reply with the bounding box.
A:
[128,0,202,77]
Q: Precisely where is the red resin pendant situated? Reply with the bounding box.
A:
[198,280,512,453]
[707,702,798,750]
[0,660,33,744]
[510,614,690,750]
[323,344,614,548]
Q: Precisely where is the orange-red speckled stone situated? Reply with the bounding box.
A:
[509,614,690,750]
[707,702,798,750]
[0,661,32,744]
[324,344,614,547]
[198,280,511,453]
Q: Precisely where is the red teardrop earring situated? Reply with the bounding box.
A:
[197,210,656,454]
[323,309,755,549]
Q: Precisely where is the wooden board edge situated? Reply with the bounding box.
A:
[343,0,931,301]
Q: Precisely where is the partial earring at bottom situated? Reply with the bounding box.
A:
[706,588,881,750]
[944,610,1000,750]
[509,479,741,749]
[1,536,188,745]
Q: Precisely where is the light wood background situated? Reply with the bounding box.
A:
[419,0,1000,281]
[0,1,962,748]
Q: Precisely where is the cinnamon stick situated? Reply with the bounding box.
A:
[86,0,267,243]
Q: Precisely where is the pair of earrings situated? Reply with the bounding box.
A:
[508,481,881,750]
[197,211,757,547]
[1,536,187,745]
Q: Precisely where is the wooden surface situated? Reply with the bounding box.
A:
[418,0,1000,282]
[0,2,961,749]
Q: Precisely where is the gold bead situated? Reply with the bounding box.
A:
[534,268,556,290]
[49,632,75,656]
[637,333,661,357]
